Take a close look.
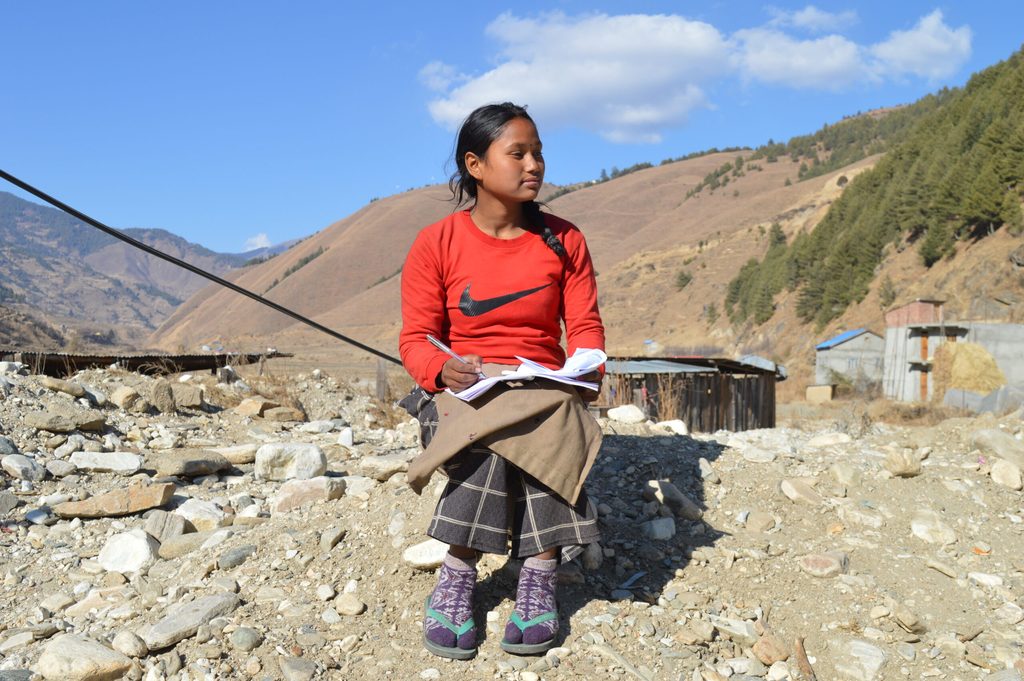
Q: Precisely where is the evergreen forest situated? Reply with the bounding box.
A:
[726,46,1024,329]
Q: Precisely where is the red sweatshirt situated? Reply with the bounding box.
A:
[400,210,604,391]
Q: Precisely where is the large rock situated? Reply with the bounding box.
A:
[263,406,306,422]
[170,383,205,409]
[32,634,132,680]
[40,376,86,398]
[2,454,46,481]
[271,476,346,514]
[144,509,189,543]
[991,458,1023,490]
[357,453,409,481]
[255,443,326,481]
[607,404,646,423]
[403,538,449,570]
[642,480,702,520]
[70,451,142,475]
[971,428,1024,469]
[174,498,230,531]
[833,639,887,681]
[98,529,160,573]
[151,449,230,478]
[149,378,176,414]
[211,444,259,464]
[780,479,823,505]
[235,396,279,417]
[109,386,142,411]
[911,509,956,545]
[54,483,175,518]
[158,530,216,559]
[641,517,676,540]
[142,593,240,649]
[24,407,105,433]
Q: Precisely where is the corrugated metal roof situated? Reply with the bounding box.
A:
[816,328,869,351]
[606,359,711,374]
[606,355,786,380]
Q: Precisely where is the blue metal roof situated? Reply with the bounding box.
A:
[816,328,868,351]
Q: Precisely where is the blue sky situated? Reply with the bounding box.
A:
[2,2,1021,253]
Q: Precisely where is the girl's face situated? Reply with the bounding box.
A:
[466,117,545,207]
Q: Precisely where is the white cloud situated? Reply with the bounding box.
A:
[870,10,971,80]
[426,12,731,143]
[733,28,869,90]
[419,61,463,93]
[423,10,972,143]
[768,5,858,32]
[243,233,271,251]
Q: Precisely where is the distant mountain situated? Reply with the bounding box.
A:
[0,191,252,343]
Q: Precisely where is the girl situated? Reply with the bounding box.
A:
[399,102,605,659]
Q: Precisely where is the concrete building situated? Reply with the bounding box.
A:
[814,328,884,386]
[881,299,1024,401]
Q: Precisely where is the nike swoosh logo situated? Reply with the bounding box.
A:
[459,282,551,317]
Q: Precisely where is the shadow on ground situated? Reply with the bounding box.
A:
[473,431,727,648]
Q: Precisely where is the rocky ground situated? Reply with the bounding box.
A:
[1,362,1023,681]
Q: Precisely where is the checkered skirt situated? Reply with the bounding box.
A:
[427,446,600,561]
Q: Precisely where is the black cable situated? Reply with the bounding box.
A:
[0,168,402,365]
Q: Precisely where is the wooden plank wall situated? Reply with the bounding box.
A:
[610,372,776,432]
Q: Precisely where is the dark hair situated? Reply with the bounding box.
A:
[449,102,566,259]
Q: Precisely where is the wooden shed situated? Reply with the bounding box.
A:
[603,355,786,432]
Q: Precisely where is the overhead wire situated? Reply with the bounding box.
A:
[0,168,402,365]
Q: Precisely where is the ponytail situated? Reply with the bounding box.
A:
[523,200,567,259]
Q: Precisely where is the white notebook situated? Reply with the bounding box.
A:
[448,348,607,402]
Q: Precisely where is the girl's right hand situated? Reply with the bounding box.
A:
[439,355,483,391]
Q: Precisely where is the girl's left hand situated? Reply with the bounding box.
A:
[576,371,603,403]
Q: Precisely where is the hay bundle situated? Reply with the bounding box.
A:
[932,341,1006,400]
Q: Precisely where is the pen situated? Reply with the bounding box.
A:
[427,335,486,378]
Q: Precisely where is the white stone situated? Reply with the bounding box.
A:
[968,572,1004,587]
[98,529,159,573]
[174,498,230,531]
[640,517,676,540]
[403,538,449,569]
[338,427,354,447]
[991,458,1023,490]
[742,447,776,464]
[833,639,887,681]
[341,475,377,497]
[2,454,46,480]
[766,661,791,681]
[780,479,823,505]
[143,593,240,649]
[654,419,688,435]
[271,476,345,514]
[708,615,758,646]
[112,630,149,657]
[607,404,646,423]
[33,634,132,680]
[254,443,326,481]
[642,480,702,519]
[298,420,335,434]
[358,453,409,481]
[210,444,258,465]
[910,509,956,545]
[70,451,142,474]
[807,432,852,448]
[995,601,1024,624]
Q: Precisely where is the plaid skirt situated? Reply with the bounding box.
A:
[427,446,600,562]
